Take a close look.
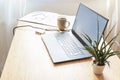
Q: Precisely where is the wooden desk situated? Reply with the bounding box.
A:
[1,12,120,80]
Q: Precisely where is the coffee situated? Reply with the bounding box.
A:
[57,17,70,31]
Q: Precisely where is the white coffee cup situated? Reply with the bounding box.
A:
[57,17,70,31]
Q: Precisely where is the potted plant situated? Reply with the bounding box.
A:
[82,26,120,75]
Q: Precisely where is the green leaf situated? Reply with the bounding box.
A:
[105,51,120,60]
[82,33,92,45]
[82,24,120,66]
[84,46,97,60]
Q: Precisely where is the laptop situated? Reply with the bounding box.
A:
[42,3,109,63]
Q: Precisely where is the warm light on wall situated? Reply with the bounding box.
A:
[107,0,118,35]
[106,0,110,13]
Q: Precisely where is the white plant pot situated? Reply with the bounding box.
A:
[93,64,105,75]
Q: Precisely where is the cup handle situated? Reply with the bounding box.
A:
[65,21,70,28]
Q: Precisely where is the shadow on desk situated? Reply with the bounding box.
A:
[53,58,92,66]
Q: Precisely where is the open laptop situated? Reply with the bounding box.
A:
[42,3,109,63]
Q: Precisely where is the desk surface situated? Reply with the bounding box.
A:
[1,12,120,80]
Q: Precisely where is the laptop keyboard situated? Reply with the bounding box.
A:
[55,33,83,56]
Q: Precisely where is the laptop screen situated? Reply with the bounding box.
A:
[72,3,109,46]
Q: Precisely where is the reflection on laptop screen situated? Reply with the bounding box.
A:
[72,3,108,46]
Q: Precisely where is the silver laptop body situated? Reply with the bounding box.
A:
[42,3,109,63]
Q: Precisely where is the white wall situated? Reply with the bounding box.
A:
[25,0,80,15]
[25,0,108,16]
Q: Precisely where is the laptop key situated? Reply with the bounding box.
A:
[56,34,83,56]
